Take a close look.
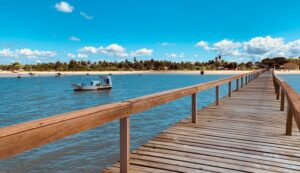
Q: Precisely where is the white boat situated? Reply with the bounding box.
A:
[72,76,112,91]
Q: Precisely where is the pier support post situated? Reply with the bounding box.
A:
[248,75,250,83]
[216,86,220,106]
[228,82,232,97]
[120,117,130,173]
[286,102,293,136]
[236,79,239,91]
[280,89,285,111]
[192,93,197,123]
[245,76,248,85]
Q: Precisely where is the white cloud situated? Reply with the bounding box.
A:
[80,11,93,20]
[16,49,56,58]
[0,49,17,58]
[69,36,80,41]
[78,46,98,54]
[161,42,176,46]
[131,48,153,57]
[67,53,76,58]
[0,48,57,60]
[244,36,283,55]
[55,1,74,13]
[196,36,300,61]
[165,53,177,58]
[77,53,88,58]
[195,41,210,50]
[78,44,153,58]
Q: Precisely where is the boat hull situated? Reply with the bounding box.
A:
[73,84,112,91]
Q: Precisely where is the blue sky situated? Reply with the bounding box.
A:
[1,0,300,64]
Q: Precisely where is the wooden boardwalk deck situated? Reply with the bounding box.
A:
[103,72,300,173]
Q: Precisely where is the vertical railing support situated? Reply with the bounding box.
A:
[280,89,285,111]
[192,93,197,123]
[248,75,250,83]
[286,102,293,136]
[276,85,280,100]
[245,76,248,85]
[216,86,220,106]
[228,82,232,97]
[236,79,239,91]
[120,117,130,173]
[241,77,244,88]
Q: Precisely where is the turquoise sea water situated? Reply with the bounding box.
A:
[1,73,244,172]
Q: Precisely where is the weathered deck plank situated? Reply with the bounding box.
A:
[103,72,300,173]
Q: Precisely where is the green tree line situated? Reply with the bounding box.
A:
[1,56,299,71]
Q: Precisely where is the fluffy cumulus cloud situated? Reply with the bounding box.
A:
[0,48,56,59]
[196,36,300,60]
[79,44,153,58]
[55,1,74,13]
[80,12,93,20]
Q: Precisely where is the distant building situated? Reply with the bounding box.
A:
[283,62,299,70]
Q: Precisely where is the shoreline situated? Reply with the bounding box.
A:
[0,70,251,77]
[275,70,300,74]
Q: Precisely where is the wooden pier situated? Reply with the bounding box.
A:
[1,70,300,173]
[103,71,300,173]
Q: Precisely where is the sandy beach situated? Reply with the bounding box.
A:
[0,70,251,77]
[274,70,300,74]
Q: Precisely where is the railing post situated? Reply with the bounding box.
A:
[120,117,130,173]
[236,79,239,91]
[192,93,197,123]
[241,77,243,88]
[280,89,285,111]
[216,86,220,106]
[248,75,250,83]
[286,102,293,136]
[276,85,280,100]
[245,76,248,85]
[228,82,232,97]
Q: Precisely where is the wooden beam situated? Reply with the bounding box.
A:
[276,85,280,100]
[228,82,232,97]
[236,79,239,91]
[280,89,285,111]
[216,86,220,106]
[241,77,243,88]
[120,117,130,173]
[286,102,293,136]
[191,93,197,123]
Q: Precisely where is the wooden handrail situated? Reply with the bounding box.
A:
[0,69,265,172]
[272,71,300,135]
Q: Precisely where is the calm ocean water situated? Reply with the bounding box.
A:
[0,73,272,172]
[279,74,300,94]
